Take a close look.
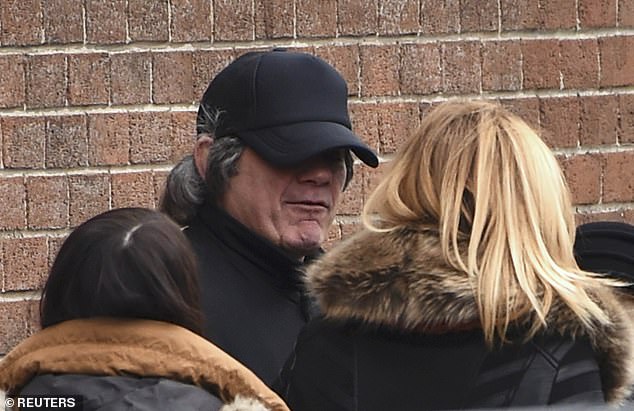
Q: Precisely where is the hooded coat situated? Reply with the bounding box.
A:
[0,318,289,411]
[279,227,634,411]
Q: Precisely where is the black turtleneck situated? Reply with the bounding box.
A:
[184,203,317,385]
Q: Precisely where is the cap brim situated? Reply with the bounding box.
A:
[237,121,379,168]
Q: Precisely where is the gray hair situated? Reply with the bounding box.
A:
[159,105,245,225]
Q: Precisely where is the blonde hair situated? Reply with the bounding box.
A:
[363,100,612,345]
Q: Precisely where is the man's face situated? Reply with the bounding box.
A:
[220,147,347,259]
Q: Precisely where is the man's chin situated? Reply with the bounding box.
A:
[282,234,324,259]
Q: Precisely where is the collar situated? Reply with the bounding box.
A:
[0,318,288,411]
[195,203,321,291]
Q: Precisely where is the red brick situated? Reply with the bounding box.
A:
[128,0,169,41]
[349,102,380,153]
[255,0,294,39]
[377,102,420,155]
[559,154,602,205]
[579,96,619,146]
[26,175,69,229]
[68,54,110,106]
[0,55,26,108]
[110,53,152,105]
[192,49,237,98]
[500,0,539,30]
[171,111,197,161]
[360,44,400,97]
[522,39,560,90]
[26,54,66,108]
[560,39,599,89]
[442,41,481,94]
[86,0,126,44]
[500,98,541,131]
[400,43,442,95]
[0,300,40,354]
[620,0,634,27]
[129,113,173,164]
[1,0,42,45]
[111,172,156,209]
[214,0,254,41]
[378,0,419,35]
[482,41,522,91]
[315,45,360,97]
[152,52,194,104]
[420,0,460,34]
[620,95,634,144]
[42,0,83,43]
[603,152,634,202]
[68,174,110,227]
[0,176,26,230]
[2,237,48,291]
[2,117,46,169]
[579,0,617,28]
[296,0,336,37]
[48,235,67,268]
[87,113,131,166]
[539,97,580,148]
[541,0,576,29]
[170,0,212,42]
[46,115,89,168]
[339,163,364,215]
[338,0,378,36]
[460,0,498,32]
[599,36,634,87]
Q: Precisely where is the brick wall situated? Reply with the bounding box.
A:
[1,0,633,354]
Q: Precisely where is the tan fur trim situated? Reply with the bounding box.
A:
[305,226,634,404]
[220,395,271,411]
[0,319,289,411]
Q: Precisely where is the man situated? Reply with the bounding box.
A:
[160,49,378,385]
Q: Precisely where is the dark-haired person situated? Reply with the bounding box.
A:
[160,49,378,385]
[0,208,289,411]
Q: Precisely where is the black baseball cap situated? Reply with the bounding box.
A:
[196,49,378,168]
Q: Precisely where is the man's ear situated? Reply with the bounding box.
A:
[193,135,213,179]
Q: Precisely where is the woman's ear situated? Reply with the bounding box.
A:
[193,135,213,179]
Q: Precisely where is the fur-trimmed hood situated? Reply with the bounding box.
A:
[306,227,634,404]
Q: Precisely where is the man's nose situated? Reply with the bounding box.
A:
[297,160,334,186]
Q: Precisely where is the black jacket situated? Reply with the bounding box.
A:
[279,227,634,410]
[185,204,316,385]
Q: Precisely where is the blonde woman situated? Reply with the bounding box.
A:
[278,101,634,410]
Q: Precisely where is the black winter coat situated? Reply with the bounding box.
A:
[279,227,634,410]
[185,204,316,385]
